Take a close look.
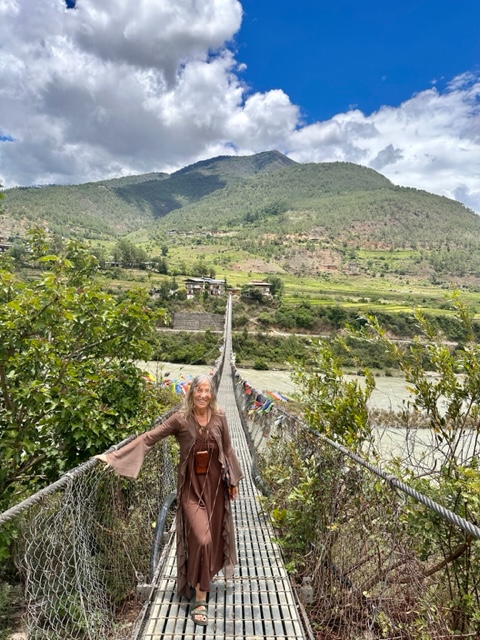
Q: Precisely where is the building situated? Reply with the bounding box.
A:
[245,280,272,296]
[184,277,226,299]
[0,242,12,254]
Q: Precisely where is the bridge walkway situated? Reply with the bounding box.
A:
[140,362,310,640]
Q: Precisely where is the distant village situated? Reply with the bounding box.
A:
[0,235,271,300]
[184,277,271,299]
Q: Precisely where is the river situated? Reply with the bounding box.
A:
[139,361,480,464]
[140,361,415,410]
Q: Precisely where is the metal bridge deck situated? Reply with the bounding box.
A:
[140,365,309,640]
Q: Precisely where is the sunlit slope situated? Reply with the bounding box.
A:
[156,162,480,248]
[2,151,296,238]
[3,151,479,250]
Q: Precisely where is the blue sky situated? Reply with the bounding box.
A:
[237,0,480,122]
[0,0,479,212]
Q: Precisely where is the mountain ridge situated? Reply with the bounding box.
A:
[2,151,479,251]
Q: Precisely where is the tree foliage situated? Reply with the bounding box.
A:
[113,238,148,267]
[292,336,375,450]
[266,275,284,299]
[261,295,480,633]
[363,294,480,469]
[154,330,221,365]
[240,285,267,303]
[0,230,168,514]
[358,294,480,632]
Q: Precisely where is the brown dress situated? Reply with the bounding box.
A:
[104,410,243,598]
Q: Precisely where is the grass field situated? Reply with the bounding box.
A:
[96,261,480,322]
[84,232,480,320]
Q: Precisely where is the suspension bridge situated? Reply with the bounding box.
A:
[2,297,480,639]
[139,363,309,640]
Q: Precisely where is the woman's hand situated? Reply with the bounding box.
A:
[94,454,110,466]
[230,485,239,501]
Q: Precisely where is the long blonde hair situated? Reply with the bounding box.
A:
[183,374,219,420]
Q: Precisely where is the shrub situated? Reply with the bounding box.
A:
[253,358,269,370]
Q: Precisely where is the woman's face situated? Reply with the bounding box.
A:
[193,380,212,411]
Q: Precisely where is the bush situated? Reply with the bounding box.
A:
[232,313,250,328]
[257,312,273,326]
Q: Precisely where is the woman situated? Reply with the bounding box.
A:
[95,374,243,627]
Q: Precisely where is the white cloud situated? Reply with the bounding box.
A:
[287,80,480,212]
[71,0,243,84]
[0,0,479,213]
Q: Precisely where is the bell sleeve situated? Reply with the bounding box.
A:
[220,414,244,487]
[105,412,181,479]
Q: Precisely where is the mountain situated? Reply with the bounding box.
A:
[173,149,296,178]
[1,151,296,239]
[2,151,479,251]
[156,161,480,250]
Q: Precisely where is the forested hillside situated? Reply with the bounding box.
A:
[2,151,296,239]
[3,151,479,252]
[156,162,479,250]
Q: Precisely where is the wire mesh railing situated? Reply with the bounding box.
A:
[0,308,228,640]
[4,288,480,639]
[1,416,178,640]
[232,368,480,640]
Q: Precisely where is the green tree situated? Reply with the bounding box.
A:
[364,294,480,473]
[266,275,284,300]
[0,230,168,514]
[154,280,172,302]
[6,240,29,266]
[89,245,107,268]
[240,285,266,303]
[151,255,169,274]
[191,256,212,277]
[359,295,480,631]
[292,336,375,450]
[114,238,148,267]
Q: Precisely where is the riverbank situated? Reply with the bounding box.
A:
[139,361,480,464]
[139,361,414,411]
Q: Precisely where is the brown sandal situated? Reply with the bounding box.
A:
[190,600,208,626]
